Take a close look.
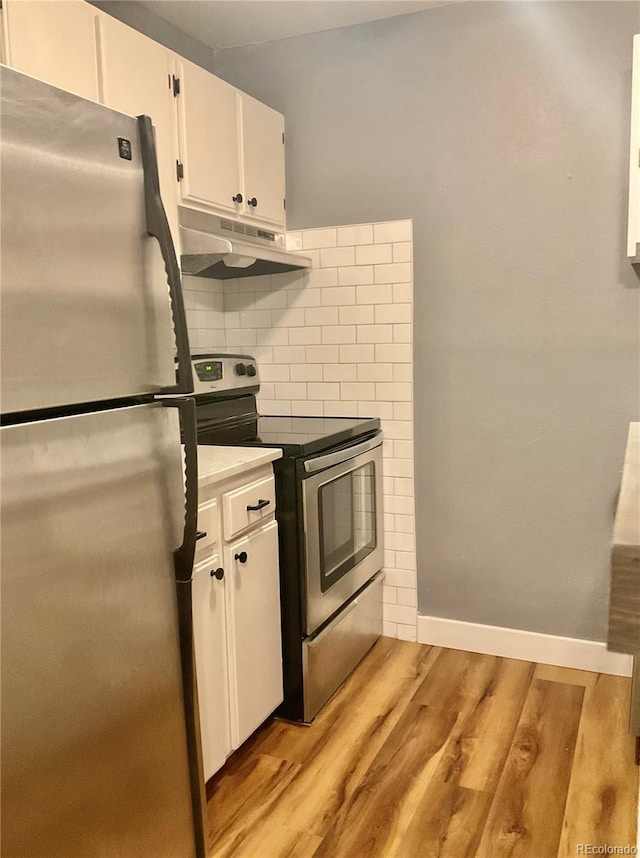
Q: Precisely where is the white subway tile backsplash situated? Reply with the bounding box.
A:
[373,220,412,243]
[355,244,393,265]
[392,242,412,263]
[188,221,417,646]
[393,324,412,343]
[305,307,339,326]
[240,309,272,329]
[302,227,337,249]
[339,344,375,364]
[357,324,393,344]
[340,382,375,401]
[376,382,412,402]
[338,265,374,286]
[323,400,359,417]
[375,344,412,363]
[320,246,355,267]
[337,224,373,246]
[339,305,375,325]
[393,364,413,383]
[287,288,322,308]
[306,345,340,364]
[383,621,398,638]
[394,402,413,420]
[357,363,393,382]
[374,303,412,325]
[396,623,417,642]
[358,401,394,420]
[260,364,291,382]
[356,284,393,305]
[289,327,322,345]
[256,327,288,346]
[322,325,356,345]
[273,308,305,328]
[290,363,324,382]
[384,569,416,588]
[307,268,339,288]
[321,286,356,306]
[275,382,308,400]
[273,345,306,363]
[308,382,340,400]
[393,283,412,303]
[374,262,412,284]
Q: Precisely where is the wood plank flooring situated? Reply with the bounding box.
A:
[206,639,638,858]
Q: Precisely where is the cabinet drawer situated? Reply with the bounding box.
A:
[223,475,275,541]
[195,497,219,561]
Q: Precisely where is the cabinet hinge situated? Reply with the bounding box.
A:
[176,161,184,181]
[283,198,286,210]
[172,75,181,97]
[282,132,285,144]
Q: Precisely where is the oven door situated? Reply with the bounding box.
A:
[302,434,383,635]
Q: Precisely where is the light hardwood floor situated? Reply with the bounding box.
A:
[206,638,638,858]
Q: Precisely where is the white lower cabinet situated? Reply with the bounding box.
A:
[192,553,231,782]
[193,464,283,782]
[225,520,283,748]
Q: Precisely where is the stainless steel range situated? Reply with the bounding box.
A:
[191,353,385,722]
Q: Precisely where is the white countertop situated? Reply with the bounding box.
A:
[197,445,282,486]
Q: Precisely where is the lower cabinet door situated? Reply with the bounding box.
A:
[225,519,283,748]
[192,554,231,781]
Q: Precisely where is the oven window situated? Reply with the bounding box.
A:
[318,462,377,592]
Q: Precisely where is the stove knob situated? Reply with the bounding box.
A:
[235,363,247,376]
[246,365,257,377]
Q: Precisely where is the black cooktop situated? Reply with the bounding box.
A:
[193,395,380,457]
[254,415,380,457]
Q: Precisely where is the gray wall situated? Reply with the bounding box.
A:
[215,1,640,641]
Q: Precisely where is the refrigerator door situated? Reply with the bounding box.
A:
[1,404,200,858]
[0,65,185,414]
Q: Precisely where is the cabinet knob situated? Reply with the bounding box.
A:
[234,551,248,564]
[247,197,258,208]
[210,567,224,580]
[232,193,243,204]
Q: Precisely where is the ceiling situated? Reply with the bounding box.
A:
[137,1,448,53]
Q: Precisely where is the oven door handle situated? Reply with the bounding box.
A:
[303,434,382,474]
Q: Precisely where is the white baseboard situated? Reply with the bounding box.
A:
[417,615,633,677]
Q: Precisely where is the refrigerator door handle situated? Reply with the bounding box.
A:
[137,115,193,396]
[161,396,198,583]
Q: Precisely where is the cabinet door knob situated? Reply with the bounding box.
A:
[234,551,248,564]
[232,193,243,204]
[246,498,270,512]
[210,567,224,580]
[247,197,258,207]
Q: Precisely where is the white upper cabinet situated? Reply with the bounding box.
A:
[628,35,640,261]
[3,0,99,101]
[175,58,243,217]
[175,61,286,228]
[96,13,179,242]
[240,94,286,227]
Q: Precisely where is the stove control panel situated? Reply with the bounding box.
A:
[190,353,259,396]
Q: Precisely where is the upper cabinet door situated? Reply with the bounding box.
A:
[3,0,99,101]
[96,14,179,244]
[240,94,286,228]
[176,58,242,216]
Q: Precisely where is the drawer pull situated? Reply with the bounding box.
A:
[196,531,207,541]
[234,551,248,564]
[210,567,224,580]
[246,498,270,512]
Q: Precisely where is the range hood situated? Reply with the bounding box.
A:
[178,207,311,280]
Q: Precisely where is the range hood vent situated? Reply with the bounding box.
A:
[178,208,311,280]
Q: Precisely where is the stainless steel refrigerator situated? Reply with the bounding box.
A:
[1,66,206,857]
